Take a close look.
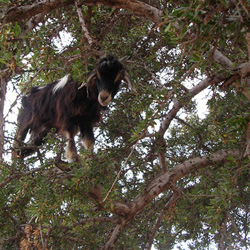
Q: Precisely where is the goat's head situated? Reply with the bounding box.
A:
[86,55,135,106]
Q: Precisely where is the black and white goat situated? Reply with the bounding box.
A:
[14,56,135,162]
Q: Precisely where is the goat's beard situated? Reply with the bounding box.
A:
[98,90,112,106]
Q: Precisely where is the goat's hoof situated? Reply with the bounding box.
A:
[65,151,80,163]
[68,156,80,163]
[67,156,80,163]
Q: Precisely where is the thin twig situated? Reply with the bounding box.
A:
[103,142,139,203]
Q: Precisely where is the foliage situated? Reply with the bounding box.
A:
[0,0,250,249]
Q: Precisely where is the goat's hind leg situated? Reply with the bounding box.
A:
[13,126,49,159]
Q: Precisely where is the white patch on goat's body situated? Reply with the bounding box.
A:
[53,74,70,93]
[38,86,46,90]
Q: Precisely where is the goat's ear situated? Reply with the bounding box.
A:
[123,71,138,95]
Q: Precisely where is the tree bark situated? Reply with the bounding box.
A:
[2,0,162,24]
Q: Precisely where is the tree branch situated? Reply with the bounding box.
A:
[102,149,239,247]
[158,75,218,138]
[0,72,10,163]
[62,217,117,232]
[146,185,181,250]
[2,0,162,24]
[213,48,233,68]
[218,210,230,250]
[104,218,127,250]
[111,149,240,217]
[75,0,94,46]
[2,0,74,23]
[21,13,45,37]
[228,213,246,247]
[0,167,43,188]
[213,48,250,97]
[103,142,138,203]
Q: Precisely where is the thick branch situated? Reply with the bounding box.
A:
[2,0,73,23]
[111,149,240,217]
[158,74,226,138]
[213,48,233,68]
[2,0,162,24]
[104,149,239,248]
[213,49,250,99]
[88,0,162,23]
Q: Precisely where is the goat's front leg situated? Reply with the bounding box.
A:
[65,131,79,163]
[79,123,95,150]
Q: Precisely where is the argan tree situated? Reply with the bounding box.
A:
[0,1,250,249]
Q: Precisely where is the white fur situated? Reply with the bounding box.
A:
[53,74,70,93]
[38,86,46,90]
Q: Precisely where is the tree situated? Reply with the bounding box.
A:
[0,0,250,249]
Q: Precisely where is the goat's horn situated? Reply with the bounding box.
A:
[87,70,97,83]
[78,81,90,98]
[123,71,138,95]
[78,82,87,90]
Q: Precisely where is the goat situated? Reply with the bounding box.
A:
[13,56,135,162]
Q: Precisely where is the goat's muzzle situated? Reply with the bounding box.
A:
[98,90,112,106]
